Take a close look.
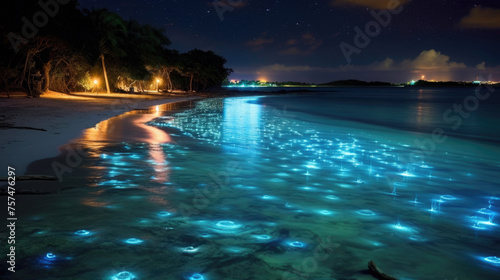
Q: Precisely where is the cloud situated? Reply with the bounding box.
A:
[279,33,322,55]
[247,37,274,50]
[331,0,409,10]
[459,7,500,29]
[399,49,466,70]
[245,49,493,83]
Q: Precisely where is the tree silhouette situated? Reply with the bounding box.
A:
[86,9,127,94]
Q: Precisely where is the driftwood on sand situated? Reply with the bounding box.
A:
[368,260,399,280]
[0,175,62,195]
[0,175,57,181]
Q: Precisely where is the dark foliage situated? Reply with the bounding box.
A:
[0,0,232,97]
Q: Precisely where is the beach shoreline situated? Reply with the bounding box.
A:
[0,91,202,175]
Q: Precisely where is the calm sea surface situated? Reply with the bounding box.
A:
[3,87,500,280]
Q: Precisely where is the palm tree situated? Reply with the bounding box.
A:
[87,9,127,94]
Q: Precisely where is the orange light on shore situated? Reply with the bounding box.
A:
[94,79,98,85]
[421,75,425,80]
[156,78,161,92]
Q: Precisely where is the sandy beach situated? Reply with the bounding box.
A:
[0,91,201,175]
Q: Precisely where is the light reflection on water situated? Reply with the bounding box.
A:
[11,95,500,279]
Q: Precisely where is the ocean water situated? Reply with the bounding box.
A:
[3,87,500,280]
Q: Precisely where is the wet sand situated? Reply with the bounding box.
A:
[0,91,201,175]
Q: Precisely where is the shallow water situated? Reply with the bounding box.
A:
[3,88,500,280]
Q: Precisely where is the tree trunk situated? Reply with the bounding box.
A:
[43,61,52,92]
[100,54,111,94]
[165,69,173,91]
[189,73,194,92]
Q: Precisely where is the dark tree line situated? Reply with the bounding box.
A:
[0,0,232,97]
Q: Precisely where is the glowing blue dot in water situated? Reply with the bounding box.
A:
[157,211,172,217]
[183,246,199,253]
[254,235,271,240]
[124,238,144,245]
[326,195,339,200]
[225,247,245,253]
[478,221,497,227]
[318,210,334,215]
[399,171,416,177]
[483,256,500,266]
[261,195,274,200]
[472,223,487,230]
[188,273,205,280]
[478,208,495,215]
[216,220,241,230]
[408,235,426,242]
[45,253,56,260]
[75,230,91,236]
[111,271,136,280]
[357,210,375,216]
[392,223,412,232]
[288,241,305,248]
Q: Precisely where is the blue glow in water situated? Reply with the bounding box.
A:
[392,223,413,232]
[216,220,241,230]
[408,235,427,242]
[254,235,271,240]
[357,209,376,216]
[400,171,416,177]
[183,246,199,253]
[410,194,421,205]
[111,271,136,280]
[188,273,205,280]
[483,256,500,266]
[440,195,457,201]
[478,208,495,215]
[477,221,497,227]
[325,195,339,200]
[225,246,246,253]
[46,253,56,260]
[124,238,144,245]
[429,199,441,213]
[261,195,275,200]
[157,211,172,218]
[318,210,334,215]
[75,230,91,236]
[287,241,305,248]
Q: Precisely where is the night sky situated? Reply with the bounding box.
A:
[79,0,500,83]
